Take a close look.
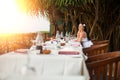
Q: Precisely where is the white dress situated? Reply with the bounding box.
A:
[82,38,93,48]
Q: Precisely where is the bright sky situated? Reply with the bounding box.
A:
[0,0,50,34]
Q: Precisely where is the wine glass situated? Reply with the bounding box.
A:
[30,40,36,49]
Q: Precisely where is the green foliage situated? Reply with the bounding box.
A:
[54,0,93,7]
[17,0,93,16]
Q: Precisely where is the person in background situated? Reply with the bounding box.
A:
[77,23,87,42]
[83,24,91,40]
[76,23,93,48]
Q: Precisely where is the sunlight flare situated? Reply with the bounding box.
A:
[0,0,22,33]
[0,0,50,34]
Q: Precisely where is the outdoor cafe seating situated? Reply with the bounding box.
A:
[86,51,120,80]
[83,43,109,57]
[0,35,118,80]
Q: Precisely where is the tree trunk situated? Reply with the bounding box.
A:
[70,10,78,35]
[89,0,99,37]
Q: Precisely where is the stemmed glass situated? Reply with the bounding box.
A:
[30,40,36,50]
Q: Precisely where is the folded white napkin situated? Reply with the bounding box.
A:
[58,47,80,55]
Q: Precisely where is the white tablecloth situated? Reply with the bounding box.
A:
[0,74,86,80]
[0,51,90,80]
[35,39,88,60]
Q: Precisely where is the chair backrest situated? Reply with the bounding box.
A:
[83,43,109,57]
[92,40,109,45]
[86,51,120,80]
[86,51,120,63]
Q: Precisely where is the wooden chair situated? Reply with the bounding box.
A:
[83,43,109,57]
[86,51,120,80]
[92,40,109,45]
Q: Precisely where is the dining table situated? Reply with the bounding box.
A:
[0,39,90,80]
